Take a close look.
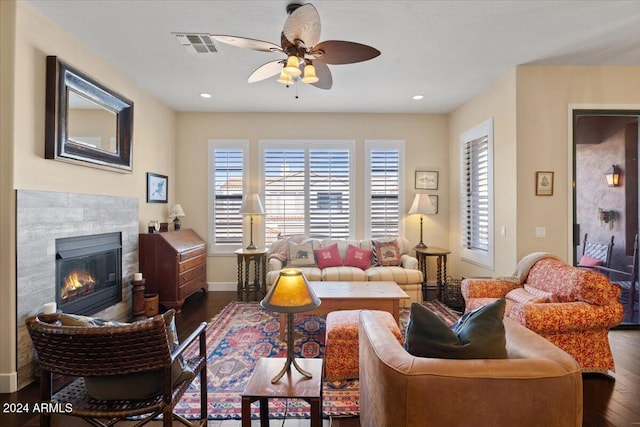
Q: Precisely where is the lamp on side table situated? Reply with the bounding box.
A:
[260,268,321,383]
[408,193,436,248]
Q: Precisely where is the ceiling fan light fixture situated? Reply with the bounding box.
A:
[277,69,293,85]
[284,55,302,76]
[301,64,319,84]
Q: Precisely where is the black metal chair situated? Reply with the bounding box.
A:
[578,233,614,269]
[596,234,638,324]
[26,314,207,427]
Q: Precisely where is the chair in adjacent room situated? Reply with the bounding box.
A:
[596,234,639,324]
[25,313,208,427]
[578,233,614,269]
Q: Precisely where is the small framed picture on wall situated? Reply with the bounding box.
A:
[415,171,438,190]
[535,171,554,196]
[147,172,168,203]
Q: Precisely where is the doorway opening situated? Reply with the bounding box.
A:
[573,109,639,325]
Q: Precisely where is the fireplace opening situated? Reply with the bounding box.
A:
[55,232,122,316]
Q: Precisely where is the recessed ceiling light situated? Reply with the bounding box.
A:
[200,93,212,99]
[412,95,424,100]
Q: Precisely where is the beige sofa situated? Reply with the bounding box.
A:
[266,236,423,306]
[358,310,583,427]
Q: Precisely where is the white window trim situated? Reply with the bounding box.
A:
[459,118,494,269]
[207,139,249,255]
[363,140,405,240]
[258,139,356,240]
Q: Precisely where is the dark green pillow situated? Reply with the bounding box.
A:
[404,299,507,359]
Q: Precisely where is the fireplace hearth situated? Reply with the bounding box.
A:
[56,232,122,316]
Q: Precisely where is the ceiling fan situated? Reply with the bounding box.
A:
[211,3,380,90]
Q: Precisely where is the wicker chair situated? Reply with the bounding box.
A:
[25,314,207,427]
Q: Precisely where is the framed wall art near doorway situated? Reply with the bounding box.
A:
[535,171,554,196]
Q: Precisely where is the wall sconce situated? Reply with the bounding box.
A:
[604,165,621,187]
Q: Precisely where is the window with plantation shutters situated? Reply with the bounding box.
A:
[208,140,248,254]
[364,140,404,239]
[460,118,494,269]
[260,140,355,244]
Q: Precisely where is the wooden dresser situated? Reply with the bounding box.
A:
[138,229,207,313]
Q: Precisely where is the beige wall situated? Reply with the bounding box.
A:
[0,0,18,393]
[0,1,176,392]
[515,66,640,262]
[447,65,640,279]
[176,113,450,286]
[448,69,518,278]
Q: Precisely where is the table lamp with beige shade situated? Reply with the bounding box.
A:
[408,193,436,248]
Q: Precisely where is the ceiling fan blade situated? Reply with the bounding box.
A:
[248,60,284,83]
[210,35,282,53]
[280,32,295,51]
[283,4,321,47]
[313,40,380,64]
[310,61,332,90]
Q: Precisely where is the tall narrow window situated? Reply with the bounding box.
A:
[364,140,404,239]
[460,118,493,269]
[260,140,354,244]
[208,140,248,254]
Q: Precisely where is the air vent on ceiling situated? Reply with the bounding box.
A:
[173,33,218,54]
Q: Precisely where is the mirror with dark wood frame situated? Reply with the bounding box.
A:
[45,55,134,172]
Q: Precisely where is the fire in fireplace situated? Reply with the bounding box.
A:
[55,232,122,316]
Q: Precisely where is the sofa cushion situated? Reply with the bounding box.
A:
[289,242,316,266]
[505,287,549,304]
[321,266,368,281]
[81,310,194,400]
[524,284,559,303]
[365,266,422,285]
[314,243,343,269]
[374,239,402,266]
[344,244,372,270]
[405,299,507,359]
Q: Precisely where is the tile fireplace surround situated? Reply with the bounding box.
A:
[16,190,138,388]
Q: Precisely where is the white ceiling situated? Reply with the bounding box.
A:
[28,0,640,114]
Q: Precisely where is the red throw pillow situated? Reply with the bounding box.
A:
[314,244,343,269]
[344,244,372,270]
[578,255,603,267]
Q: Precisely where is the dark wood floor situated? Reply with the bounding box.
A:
[2,291,638,426]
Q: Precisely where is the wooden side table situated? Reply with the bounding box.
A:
[414,246,451,302]
[235,248,269,301]
[241,358,323,427]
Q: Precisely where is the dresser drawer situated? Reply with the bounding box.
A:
[179,275,206,299]
[179,263,205,285]
[180,246,206,262]
[179,253,206,273]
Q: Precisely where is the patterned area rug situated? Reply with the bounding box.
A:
[175,299,460,420]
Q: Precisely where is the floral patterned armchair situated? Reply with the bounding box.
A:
[462,257,624,373]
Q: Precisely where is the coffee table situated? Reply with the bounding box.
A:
[279,281,409,341]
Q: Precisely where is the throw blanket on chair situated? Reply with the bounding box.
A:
[498,252,561,285]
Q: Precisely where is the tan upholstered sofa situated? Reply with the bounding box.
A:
[358,310,583,427]
[462,255,624,372]
[267,236,423,305]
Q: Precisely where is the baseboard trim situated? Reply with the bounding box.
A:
[207,282,236,292]
[0,371,18,393]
